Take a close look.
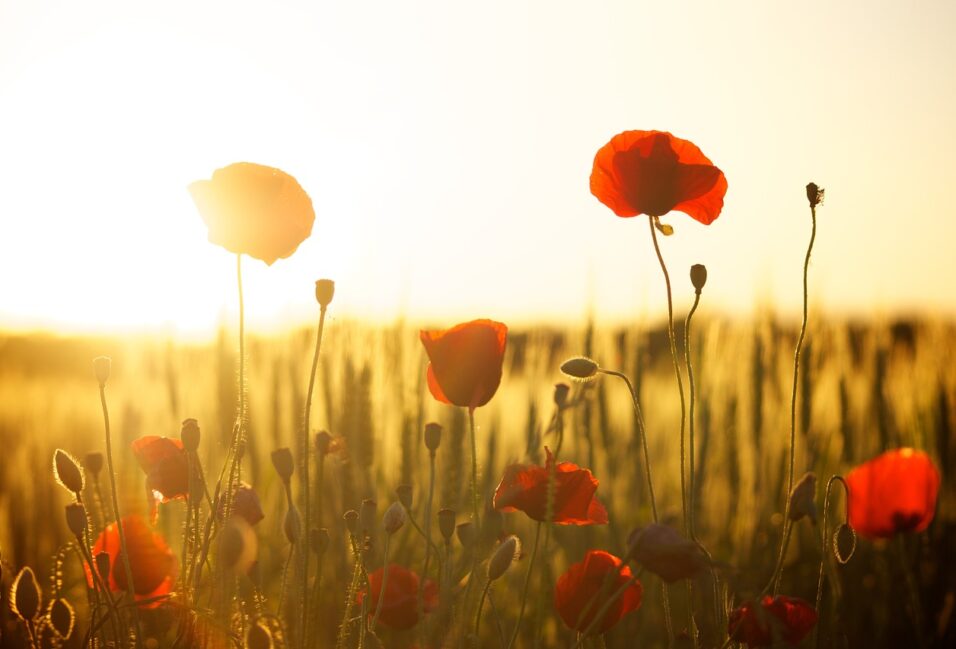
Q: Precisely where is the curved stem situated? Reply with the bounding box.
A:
[369,534,392,634]
[506,521,542,649]
[474,578,492,643]
[814,475,849,649]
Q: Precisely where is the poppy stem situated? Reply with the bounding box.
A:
[98,379,144,648]
[419,451,438,648]
[369,535,392,634]
[775,201,817,595]
[571,570,643,648]
[474,578,492,643]
[896,534,927,649]
[335,534,365,649]
[506,521,542,649]
[813,475,850,649]
[468,408,481,533]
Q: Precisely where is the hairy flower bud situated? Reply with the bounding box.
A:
[11,566,41,622]
[270,448,294,483]
[315,279,335,308]
[438,509,456,543]
[560,357,599,381]
[487,535,520,581]
[65,503,88,539]
[180,418,201,452]
[54,449,85,495]
[788,472,818,524]
[690,264,707,293]
[93,356,111,385]
[383,501,406,535]
[50,598,75,639]
[423,422,442,454]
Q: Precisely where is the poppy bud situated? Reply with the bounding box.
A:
[270,448,294,483]
[423,422,442,454]
[343,510,359,535]
[788,472,818,524]
[11,566,41,621]
[94,552,111,583]
[833,523,856,565]
[396,484,413,510]
[456,521,476,548]
[806,182,824,208]
[359,499,378,537]
[284,506,302,544]
[487,535,520,581]
[180,419,201,452]
[65,503,88,539]
[690,264,707,294]
[315,430,333,456]
[438,509,456,543]
[310,528,330,556]
[315,279,335,308]
[246,620,274,649]
[53,449,85,495]
[50,598,75,639]
[383,501,406,535]
[560,357,599,381]
[84,452,104,477]
[232,483,265,527]
[93,356,111,385]
[553,383,570,408]
[654,218,675,236]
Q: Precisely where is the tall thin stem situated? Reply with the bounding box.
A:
[684,293,701,537]
[419,452,437,648]
[474,578,492,642]
[468,408,480,531]
[814,475,851,649]
[507,521,542,649]
[369,535,392,634]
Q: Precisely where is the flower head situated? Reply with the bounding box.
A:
[493,448,608,525]
[846,448,940,539]
[420,319,507,410]
[357,564,438,630]
[554,550,642,635]
[188,162,315,265]
[590,130,727,224]
[89,515,176,604]
[728,595,817,647]
[131,436,189,503]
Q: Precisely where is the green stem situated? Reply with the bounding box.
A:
[474,578,492,643]
[468,408,480,531]
[507,522,542,649]
[813,475,849,649]
[369,534,392,634]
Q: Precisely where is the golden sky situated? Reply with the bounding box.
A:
[1,1,954,334]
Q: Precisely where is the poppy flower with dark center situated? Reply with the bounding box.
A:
[728,595,817,647]
[131,436,189,503]
[554,550,642,635]
[493,447,608,525]
[590,130,727,224]
[188,162,315,265]
[356,564,438,630]
[88,515,176,604]
[846,448,940,539]
[420,319,507,411]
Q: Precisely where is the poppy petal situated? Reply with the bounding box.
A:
[420,319,507,409]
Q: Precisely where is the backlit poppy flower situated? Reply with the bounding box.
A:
[420,319,507,410]
[728,595,817,647]
[493,448,608,525]
[626,523,709,583]
[88,515,176,604]
[846,448,940,539]
[131,436,189,503]
[356,564,438,630]
[590,131,727,225]
[554,550,642,635]
[188,162,315,265]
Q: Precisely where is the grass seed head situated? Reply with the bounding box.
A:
[53,449,85,495]
[180,418,201,452]
[11,566,41,622]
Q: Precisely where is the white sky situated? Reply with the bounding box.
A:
[1,1,954,335]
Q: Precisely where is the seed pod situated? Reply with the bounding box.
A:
[690,264,708,293]
[246,620,274,649]
[437,509,456,543]
[315,431,333,456]
[180,419,201,452]
[270,448,294,483]
[806,182,825,208]
[315,279,335,308]
[232,483,265,527]
[84,452,104,477]
[423,422,442,454]
[53,449,85,495]
[310,528,330,556]
[383,501,406,535]
[65,503,88,539]
[343,510,359,535]
[560,357,599,381]
[284,506,302,544]
[788,472,818,524]
[93,356,111,385]
[11,566,41,621]
[94,552,111,584]
[49,598,75,639]
[488,535,520,581]
[553,383,570,408]
[359,499,378,537]
[396,484,413,510]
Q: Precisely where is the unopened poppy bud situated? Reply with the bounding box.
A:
[553,383,570,408]
[560,357,599,381]
[84,452,103,477]
[65,503,87,539]
[396,484,413,509]
[806,182,824,208]
[690,264,707,294]
[50,598,75,639]
[437,509,456,543]
[180,419,201,452]
[246,620,274,649]
[315,279,335,308]
[343,510,359,535]
[53,449,85,495]
[383,501,406,535]
[93,356,111,385]
[11,566,41,622]
[788,472,818,524]
[487,535,520,581]
[270,448,294,483]
[833,523,856,564]
[423,422,442,454]
[284,506,302,544]
[359,499,378,537]
[456,521,475,547]
[310,528,330,556]
[315,431,333,456]
[94,552,111,583]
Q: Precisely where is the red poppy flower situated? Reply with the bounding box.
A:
[420,319,507,411]
[728,595,817,647]
[356,564,438,630]
[131,436,189,503]
[590,130,727,224]
[88,515,177,604]
[188,162,315,265]
[493,448,608,525]
[846,448,940,539]
[554,550,642,635]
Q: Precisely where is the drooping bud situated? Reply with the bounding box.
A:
[553,383,570,408]
[93,356,111,385]
[690,264,708,294]
[11,566,41,621]
[833,523,857,565]
[315,279,335,308]
[284,506,302,544]
[180,419,201,453]
[788,472,818,524]
[396,484,413,510]
[560,357,599,381]
[383,501,406,535]
[65,503,88,539]
[315,431,333,456]
[270,448,294,483]
[456,521,475,548]
[343,510,359,535]
[438,509,456,543]
[84,452,104,478]
[359,499,378,538]
[94,552,111,584]
[246,620,274,649]
[423,422,442,454]
[310,528,330,556]
[806,182,825,208]
[53,449,85,495]
[49,598,75,639]
[487,535,520,581]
